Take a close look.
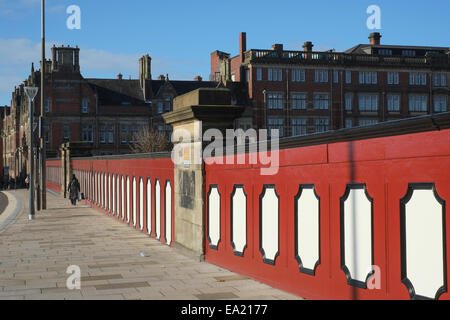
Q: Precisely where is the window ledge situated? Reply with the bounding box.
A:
[359,111,379,115]
[410,111,428,115]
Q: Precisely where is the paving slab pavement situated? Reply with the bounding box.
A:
[0,190,302,300]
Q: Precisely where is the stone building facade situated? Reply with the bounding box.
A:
[211,32,450,137]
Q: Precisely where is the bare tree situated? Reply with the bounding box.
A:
[129,125,171,154]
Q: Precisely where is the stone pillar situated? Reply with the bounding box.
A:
[59,143,71,198]
[59,142,92,198]
[163,88,244,259]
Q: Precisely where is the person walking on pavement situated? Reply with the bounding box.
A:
[68,174,80,206]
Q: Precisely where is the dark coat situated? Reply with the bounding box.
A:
[68,178,80,201]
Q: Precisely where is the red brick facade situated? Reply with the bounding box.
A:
[212,32,450,136]
[2,46,217,179]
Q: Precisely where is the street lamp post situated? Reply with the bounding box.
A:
[39,0,47,211]
[24,86,39,220]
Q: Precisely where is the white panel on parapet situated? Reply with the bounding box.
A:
[260,186,279,265]
[166,181,172,246]
[341,185,373,288]
[93,172,95,203]
[94,172,97,204]
[97,172,102,207]
[121,176,125,221]
[147,179,152,235]
[91,172,94,202]
[101,173,103,207]
[156,180,161,240]
[133,177,137,227]
[401,184,446,300]
[295,185,320,275]
[108,173,112,212]
[140,178,144,231]
[112,174,116,215]
[208,186,221,250]
[127,176,130,223]
[104,173,107,209]
[231,186,247,256]
[116,175,120,217]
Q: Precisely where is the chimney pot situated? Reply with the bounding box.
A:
[158,74,165,81]
[194,75,203,82]
[272,44,284,51]
[303,41,314,52]
[369,32,382,45]
[117,73,123,80]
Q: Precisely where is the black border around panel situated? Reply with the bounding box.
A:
[108,173,112,213]
[139,177,144,231]
[99,172,101,207]
[147,177,152,236]
[104,172,107,210]
[259,185,280,266]
[132,176,137,228]
[99,172,102,208]
[117,174,120,217]
[400,183,447,300]
[116,174,120,218]
[340,183,375,289]
[112,174,115,216]
[121,175,126,221]
[207,185,221,251]
[94,171,97,205]
[294,184,321,276]
[164,180,172,246]
[106,173,109,212]
[155,179,161,240]
[103,172,106,210]
[126,175,131,224]
[230,185,248,257]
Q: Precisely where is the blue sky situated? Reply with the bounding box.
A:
[0,0,449,105]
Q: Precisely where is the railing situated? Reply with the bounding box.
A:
[45,153,175,246]
[246,49,448,68]
[46,159,62,194]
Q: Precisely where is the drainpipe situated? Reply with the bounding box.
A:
[341,70,344,129]
[429,72,433,114]
[286,69,290,136]
[330,69,333,130]
[95,93,99,152]
[263,89,267,130]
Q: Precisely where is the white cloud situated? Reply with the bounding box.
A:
[0,0,68,17]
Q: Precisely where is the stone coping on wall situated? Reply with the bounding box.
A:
[69,152,172,161]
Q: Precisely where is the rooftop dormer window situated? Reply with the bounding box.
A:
[402,50,416,57]
[378,49,392,56]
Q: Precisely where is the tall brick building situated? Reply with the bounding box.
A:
[2,45,217,179]
[212,32,450,136]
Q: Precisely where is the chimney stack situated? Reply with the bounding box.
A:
[239,32,247,63]
[157,74,165,81]
[272,44,284,51]
[369,32,382,45]
[117,73,123,80]
[139,54,152,100]
[194,75,203,82]
[303,41,314,52]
